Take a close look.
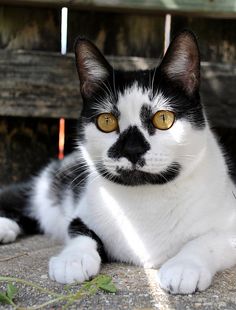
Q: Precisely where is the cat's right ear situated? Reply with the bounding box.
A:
[159,30,200,96]
[74,37,113,99]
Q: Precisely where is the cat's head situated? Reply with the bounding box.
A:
[75,30,206,186]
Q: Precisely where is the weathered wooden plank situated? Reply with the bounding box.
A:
[1,0,236,18]
[0,116,58,185]
[0,6,60,51]
[67,10,165,56]
[0,51,81,118]
[0,50,236,128]
[171,16,236,63]
[67,11,236,62]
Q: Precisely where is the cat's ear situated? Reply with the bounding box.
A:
[159,30,200,95]
[74,37,113,98]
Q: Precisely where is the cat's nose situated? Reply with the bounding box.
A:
[122,144,148,164]
[108,126,150,165]
[120,126,150,164]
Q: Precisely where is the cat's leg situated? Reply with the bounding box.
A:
[158,231,236,294]
[49,218,107,284]
[0,183,40,243]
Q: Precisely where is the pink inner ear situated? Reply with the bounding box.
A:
[75,39,112,98]
[160,31,200,95]
[187,72,198,93]
[81,81,95,98]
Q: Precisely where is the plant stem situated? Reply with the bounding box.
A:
[0,277,61,298]
[8,299,18,309]
[0,274,117,309]
[21,295,70,310]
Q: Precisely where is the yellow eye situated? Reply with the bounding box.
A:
[96,113,118,133]
[152,110,175,130]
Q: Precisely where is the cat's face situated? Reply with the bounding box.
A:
[75,31,207,186]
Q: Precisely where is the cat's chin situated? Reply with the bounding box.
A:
[97,162,181,186]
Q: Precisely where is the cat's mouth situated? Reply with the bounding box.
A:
[97,162,181,186]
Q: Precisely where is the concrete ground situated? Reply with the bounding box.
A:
[1,235,236,309]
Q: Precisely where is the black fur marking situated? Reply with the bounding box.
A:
[140,104,155,135]
[69,218,108,263]
[97,162,181,186]
[0,182,40,235]
[49,152,89,205]
[139,158,146,168]
[108,126,150,165]
[156,73,205,129]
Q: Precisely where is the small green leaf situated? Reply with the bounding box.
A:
[96,275,112,285]
[0,292,11,304]
[92,275,117,293]
[6,283,18,300]
[99,282,117,293]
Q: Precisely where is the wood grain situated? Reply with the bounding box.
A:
[0,6,60,51]
[171,16,236,64]
[0,50,235,127]
[67,10,165,57]
[0,116,58,185]
[1,0,236,18]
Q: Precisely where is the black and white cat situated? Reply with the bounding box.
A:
[1,30,236,295]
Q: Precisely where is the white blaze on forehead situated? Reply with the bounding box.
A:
[117,84,146,130]
[117,83,172,131]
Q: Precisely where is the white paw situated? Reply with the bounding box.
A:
[158,258,212,294]
[0,217,20,243]
[49,238,101,284]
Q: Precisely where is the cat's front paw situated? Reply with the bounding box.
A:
[158,258,212,294]
[0,217,20,244]
[49,250,101,284]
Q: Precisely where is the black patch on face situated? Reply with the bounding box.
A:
[68,218,108,263]
[97,162,181,186]
[140,104,155,135]
[157,73,205,129]
[0,182,41,235]
[108,126,150,165]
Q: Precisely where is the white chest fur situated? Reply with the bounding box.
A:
[82,178,182,267]
[77,155,236,268]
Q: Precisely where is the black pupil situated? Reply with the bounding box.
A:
[105,116,109,124]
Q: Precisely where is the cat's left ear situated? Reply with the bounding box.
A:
[159,30,200,95]
[74,37,113,98]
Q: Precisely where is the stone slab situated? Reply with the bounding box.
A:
[0,235,236,309]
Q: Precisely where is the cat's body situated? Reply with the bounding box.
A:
[1,30,236,294]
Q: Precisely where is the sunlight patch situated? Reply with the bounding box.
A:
[100,186,151,266]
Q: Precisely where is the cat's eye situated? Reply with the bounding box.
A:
[96,113,118,133]
[152,110,175,130]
